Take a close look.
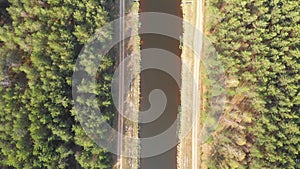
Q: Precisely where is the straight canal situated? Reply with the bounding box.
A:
[139,0,182,168]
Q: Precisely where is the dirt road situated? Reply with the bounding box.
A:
[178,0,204,168]
[117,0,125,168]
[192,0,204,168]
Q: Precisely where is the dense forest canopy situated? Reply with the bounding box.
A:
[207,0,300,168]
[0,0,299,168]
[0,0,116,168]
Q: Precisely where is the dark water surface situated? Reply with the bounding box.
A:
[139,0,182,168]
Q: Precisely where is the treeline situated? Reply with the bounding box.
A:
[207,0,299,168]
[0,0,116,168]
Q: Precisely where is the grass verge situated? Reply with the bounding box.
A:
[113,1,141,169]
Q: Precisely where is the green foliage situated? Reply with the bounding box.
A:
[208,0,300,168]
[0,0,115,168]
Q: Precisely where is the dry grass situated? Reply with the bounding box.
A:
[178,0,212,169]
[117,1,141,169]
[177,1,197,169]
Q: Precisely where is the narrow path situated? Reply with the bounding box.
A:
[117,0,125,168]
[192,0,204,168]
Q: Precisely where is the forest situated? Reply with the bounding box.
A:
[0,0,116,168]
[0,0,299,168]
[207,0,299,168]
